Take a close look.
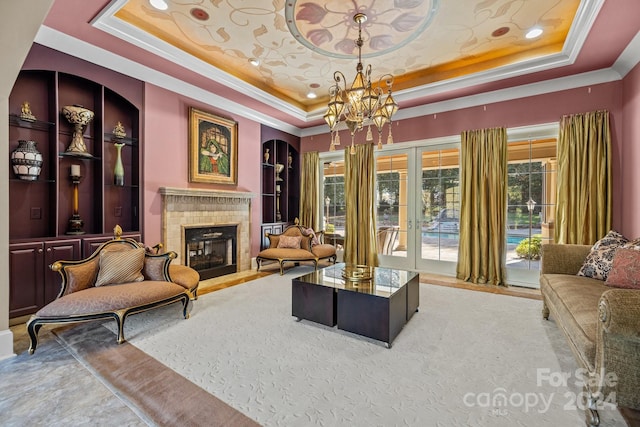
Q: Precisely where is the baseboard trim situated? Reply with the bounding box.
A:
[0,328,15,361]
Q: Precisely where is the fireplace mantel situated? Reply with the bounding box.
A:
[159,187,255,204]
[159,187,255,271]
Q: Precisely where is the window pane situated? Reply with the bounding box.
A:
[376,154,408,257]
[323,160,345,238]
[506,139,557,271]
[421,149,460,262]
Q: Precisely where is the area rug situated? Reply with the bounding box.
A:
[96,266,625,426]
[53,322,258,427]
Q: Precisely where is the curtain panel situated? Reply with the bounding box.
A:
[299,151,320,230]
[555,110,612,244]
[456,127,508,286]
[344,144,378,266]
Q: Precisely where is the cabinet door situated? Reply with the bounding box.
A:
[44,239,81,304]
[9,242,44,318]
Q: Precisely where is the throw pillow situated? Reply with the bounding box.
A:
[277,235,302,249]
[95,247,145,286]
[142,253,172,281]
[62,257,100,295]
[303,227,320,246]
[577,230,628,281]
[622,238,640,250]
[605,248,640,289]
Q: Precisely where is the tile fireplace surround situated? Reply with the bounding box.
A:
[159,187,255,272]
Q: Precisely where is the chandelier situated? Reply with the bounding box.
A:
[323,12,399,153]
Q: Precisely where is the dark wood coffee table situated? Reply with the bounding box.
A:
[291,263,419,348]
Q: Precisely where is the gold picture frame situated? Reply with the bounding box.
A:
[189,107,238,184]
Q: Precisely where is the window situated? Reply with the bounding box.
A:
[506,138,557,271]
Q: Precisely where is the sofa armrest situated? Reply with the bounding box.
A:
[596,289,640,408]
[540,244,592,275]
[168,264,200,291]
[598,289,640,336]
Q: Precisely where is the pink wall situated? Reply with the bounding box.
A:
[302,81,630,234]
[622,62,640,238]
[142,84,263,255]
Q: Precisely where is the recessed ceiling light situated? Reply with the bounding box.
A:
[149,0,168,10]
[307,92,317,99]
[249,58,260,66]
[525,27,543,39]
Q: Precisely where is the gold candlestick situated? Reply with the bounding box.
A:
[67,167,85,235]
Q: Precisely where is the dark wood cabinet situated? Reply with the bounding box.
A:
[9,239,81,318]
[261,139,299,249]
[8,69,142,319]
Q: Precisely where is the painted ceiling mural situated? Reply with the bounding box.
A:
[114,0,580,111]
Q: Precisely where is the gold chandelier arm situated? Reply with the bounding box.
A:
[377,74,395,91]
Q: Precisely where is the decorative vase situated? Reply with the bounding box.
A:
[112,121,126,139]
[61,105,95,157]
[275,163,284,181]
[11,140,43,181]
[113,142,125,186]
[264,148,270,163]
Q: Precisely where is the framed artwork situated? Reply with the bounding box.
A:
[189,107,238,184]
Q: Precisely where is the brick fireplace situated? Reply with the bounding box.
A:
[159,187,255,277]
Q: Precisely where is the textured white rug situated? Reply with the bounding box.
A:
[109,267,626,427]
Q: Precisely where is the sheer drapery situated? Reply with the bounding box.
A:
[344,144,378,266]
[299,151,320,230]
[456,127,507,286]
[555,110,612,244]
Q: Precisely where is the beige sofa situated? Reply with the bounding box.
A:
[26,226,200,354]
[256,222,337,275]
[540,243,640,426]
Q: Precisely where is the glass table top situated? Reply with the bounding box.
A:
[293,263,418,298]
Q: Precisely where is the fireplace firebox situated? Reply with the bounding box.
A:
[183,224,237,280]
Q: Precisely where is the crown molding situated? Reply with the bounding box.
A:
[612,30,640,77]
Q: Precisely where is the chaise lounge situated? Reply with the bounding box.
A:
[26,225,200,354]
[256,220,337,275]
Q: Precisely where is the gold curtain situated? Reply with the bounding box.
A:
[299,151,320,230]
[344,144,378,266]
[456,127,507,286]
[555,110,612,244]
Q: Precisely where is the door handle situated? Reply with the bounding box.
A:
[408,220,412,230]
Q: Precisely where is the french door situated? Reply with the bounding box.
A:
[375,143,460,276]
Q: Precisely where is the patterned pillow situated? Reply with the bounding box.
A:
[142,253,172,281]
[622,238,640,250]
[277,235,302,249]
[605,248,640,289]
[95,247,145,286]
[303,227,320,246]
[577,230,628,281]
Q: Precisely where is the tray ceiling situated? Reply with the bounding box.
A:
[98,0,584,115]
